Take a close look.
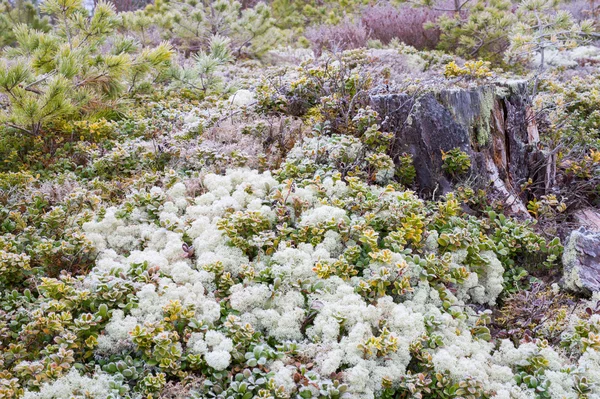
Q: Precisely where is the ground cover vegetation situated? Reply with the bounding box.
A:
[1,0,600,398]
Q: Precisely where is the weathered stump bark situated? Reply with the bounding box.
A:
[371,80,540,215]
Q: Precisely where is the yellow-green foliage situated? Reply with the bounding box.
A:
[441,147,472,178]
[444,60,493,80]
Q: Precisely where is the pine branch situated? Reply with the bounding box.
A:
[4,122,34,136]
[24,71,57,92]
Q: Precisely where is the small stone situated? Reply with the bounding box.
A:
[562,227,600,296]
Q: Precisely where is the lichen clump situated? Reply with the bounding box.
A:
[0,130,592,398]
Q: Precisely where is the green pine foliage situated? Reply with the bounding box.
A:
[0,0,51,48]
[168,34,233,95]
[0,0,173,137]
[506,0,595,69]
[271,0,373,29]
[137,0,278,57]
[434,0,516,63]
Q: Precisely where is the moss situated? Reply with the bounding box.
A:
[475,86,495,147]
[562,230,584,292]
[435,85,496,148]
[494,85,511,99]
[498,79,527,96]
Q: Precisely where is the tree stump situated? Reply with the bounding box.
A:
[371,80,540,215]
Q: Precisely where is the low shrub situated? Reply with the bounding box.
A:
[306,4,443,55]
[305,19,370,56]
[108,0,152,12]
[441,147,472,179]
[361,4,443,49]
